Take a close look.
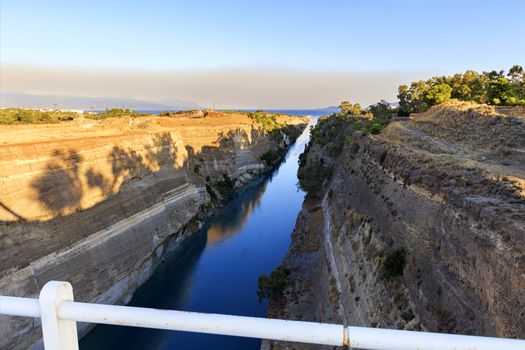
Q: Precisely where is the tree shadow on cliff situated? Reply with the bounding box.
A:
[201,128,252,157]
[30,150,84,216]
[15,127,269,223]
[28,133,180,219]
[188,129,253,181]
[91,132,180,194]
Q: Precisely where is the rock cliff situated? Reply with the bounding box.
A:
[0,111,307,349]
[264,101,524,349]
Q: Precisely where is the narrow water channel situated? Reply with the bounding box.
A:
[81,115,318,350]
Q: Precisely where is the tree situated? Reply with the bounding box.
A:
[338,101,362,116]
[463,70,488,103]
[487,70,505,80]
[397,85,411,116]
[508,65,525,101]
[424,84,452,105]
[397,81,429,115]
[488,77,512,105]
[508,65,524,81]
[396,65,525,110]
[257,267,290,301]
[448,72,472,100]
[369,100,395,122]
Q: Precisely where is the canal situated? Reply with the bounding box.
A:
[81,115,318,349]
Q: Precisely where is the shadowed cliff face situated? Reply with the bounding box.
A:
[265,102,524,349]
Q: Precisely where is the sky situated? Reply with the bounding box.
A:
[1,0,524,108]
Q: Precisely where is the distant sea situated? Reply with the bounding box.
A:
[86,108,338,118]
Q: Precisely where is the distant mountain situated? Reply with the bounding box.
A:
[319,106,340,113]
[0,92,201,110]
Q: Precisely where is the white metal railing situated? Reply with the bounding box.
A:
[0,281,524,350]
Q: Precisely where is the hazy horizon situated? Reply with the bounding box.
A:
[0,65,436,109]
[1,0,524,108]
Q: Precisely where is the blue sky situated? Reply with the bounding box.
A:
[1,0,524,108]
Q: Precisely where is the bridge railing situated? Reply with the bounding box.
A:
[1,281,524,350]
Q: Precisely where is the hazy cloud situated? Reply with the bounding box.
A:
[0,65,433,108]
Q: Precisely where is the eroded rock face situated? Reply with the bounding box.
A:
[264,102,524,349]
[0,112,307,349]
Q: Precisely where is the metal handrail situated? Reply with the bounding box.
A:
[1,281,524,350]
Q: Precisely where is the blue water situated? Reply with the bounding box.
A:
[80,112,321,350]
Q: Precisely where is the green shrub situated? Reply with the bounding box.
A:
[369,123,382,134]
[159,110,197,116]
[270,129,284,143]
[247,111,281,131]
[310,113,362,146]
[282,125,301,140]
[212,173,235,200]
[0,108,77,124]
[86,108,139,119]
[338,101,362,115]
[325,134,345,156]
[298,159,332,194]
[383,247,407,280]
[257,266,290,301]
[193,164,202,175]
[260,147,284,167]
[298,146,308,168]
[369,100,397,122]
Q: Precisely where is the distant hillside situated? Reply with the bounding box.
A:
[0,92,201,110]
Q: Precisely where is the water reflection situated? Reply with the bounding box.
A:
[206,179,268,245]
[80,227,207,349]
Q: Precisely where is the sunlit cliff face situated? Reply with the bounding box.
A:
[0,65,431,109]
[0,113,277,222]
[0,126,185,221]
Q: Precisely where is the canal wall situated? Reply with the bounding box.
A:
[264,101,525,349]
[0,112,308,349]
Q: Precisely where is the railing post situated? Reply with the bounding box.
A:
[39,281,79,350]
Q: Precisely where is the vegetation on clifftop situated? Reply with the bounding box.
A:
[298,65,525,195]
[247,110,281,132]
[398,65,525,115]
[0,108,143,124]
[0,108,77,124]
[297,100,394,194]
[86,108,141,119]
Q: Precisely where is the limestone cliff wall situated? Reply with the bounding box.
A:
[264,102,524,349]
[0,112,307,349]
